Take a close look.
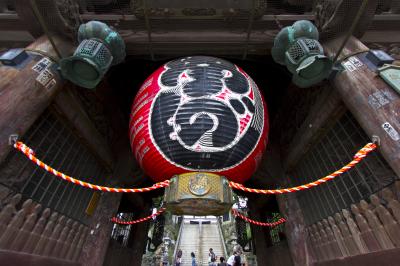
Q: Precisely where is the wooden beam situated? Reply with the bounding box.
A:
[78,13,397,31]
[79,13,314,30]
[0,14,25,30]
[324,36,400,178]
[0,12,310,34]
[0,30,33,42]
[1,12,399,54]
[367,14,400,30]
[52,88,114,170]
[283,85,346,171]
[1,11,398,32]
[0,36,74,164]
[122,30,277,56]
[361,30,400,43]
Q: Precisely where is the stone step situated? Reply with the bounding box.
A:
[177,220,226,265]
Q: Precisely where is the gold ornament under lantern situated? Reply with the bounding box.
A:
[164,172,234,216]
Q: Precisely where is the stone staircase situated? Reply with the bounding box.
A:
[199,223,226,264]
[176,219,226,266]
[177,223,200,265]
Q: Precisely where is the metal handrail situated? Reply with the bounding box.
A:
[172,219,184,264]
[198,221,203,264]
[217,218,229,259]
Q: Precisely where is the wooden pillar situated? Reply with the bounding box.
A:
[78,115,145,265]
[78,192,122,266]
[324,36,400,178]
[126,198,152,266]
[0,36,74,163]
[275,83,346,265]
[277,191,316,266]
[247,196,273,264]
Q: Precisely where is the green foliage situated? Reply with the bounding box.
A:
[246,223,252,238]
[268,213,285,244]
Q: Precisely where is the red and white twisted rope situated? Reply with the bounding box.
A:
[232,209,286,227]
[14,141,170,193]
[228,142,377,194]
[112,208,166,225]
[14,141,377,195]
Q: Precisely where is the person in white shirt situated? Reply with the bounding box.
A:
[233,245,248,266]
[227,251,237,266]
[208,248,217,265]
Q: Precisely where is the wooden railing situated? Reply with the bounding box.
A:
[0,194,89,263]
[307,181,400,262]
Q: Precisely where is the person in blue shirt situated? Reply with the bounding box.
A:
[191,252,197,266]
[160,247,169,266]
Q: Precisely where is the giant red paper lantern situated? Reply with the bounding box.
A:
[129,56,269,183]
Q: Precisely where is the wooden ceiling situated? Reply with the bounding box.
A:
[0,0,399,57]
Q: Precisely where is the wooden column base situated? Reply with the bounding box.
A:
[0,249,80,266]
[315,247,400,266]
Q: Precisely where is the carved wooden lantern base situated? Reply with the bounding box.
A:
[164,172,233,215]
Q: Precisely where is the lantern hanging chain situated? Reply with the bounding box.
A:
[232,209,286,227]
[14,141,376,194]
[229,142,378,194]
[13,141,170,193]
[111,207,166,225]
